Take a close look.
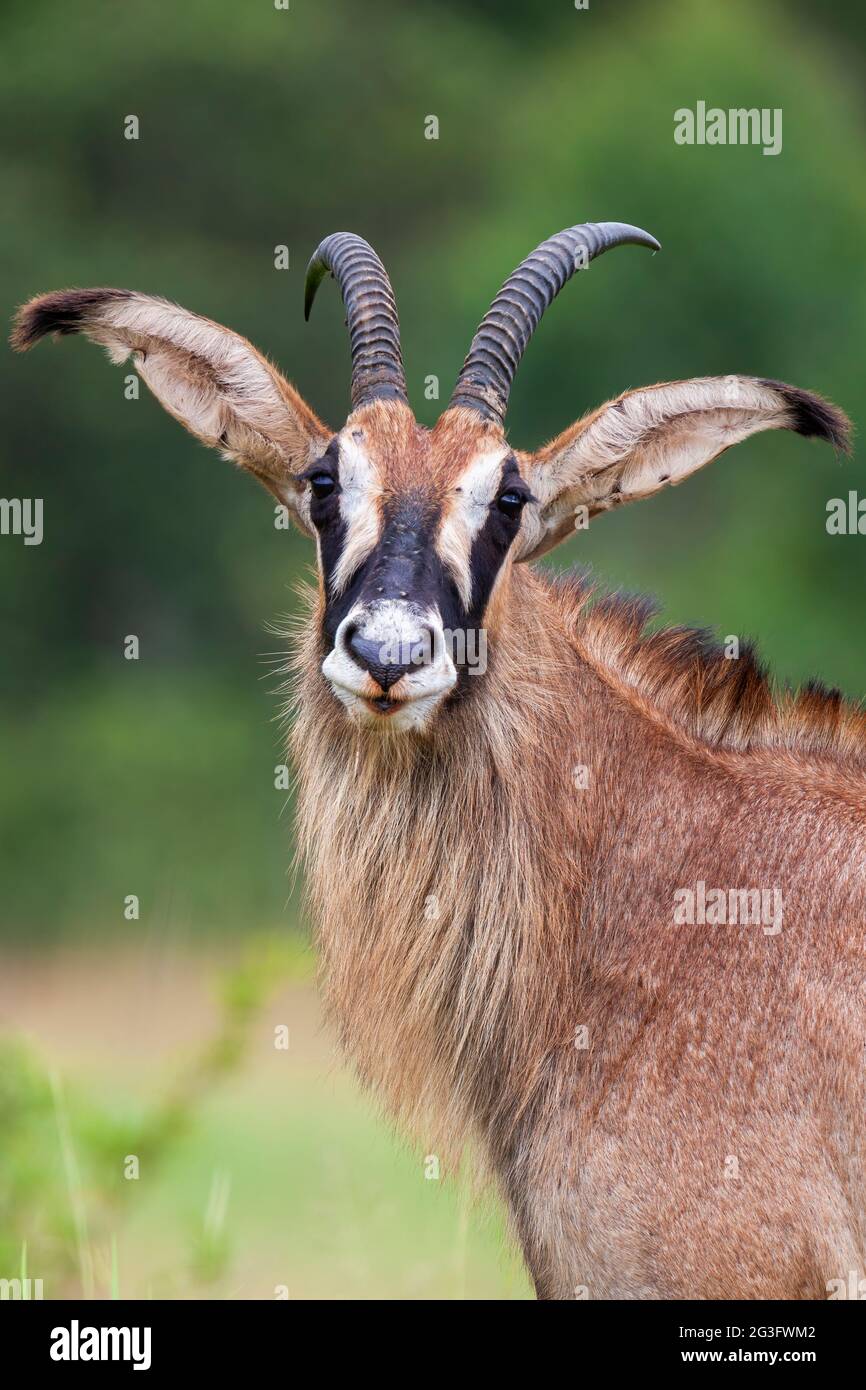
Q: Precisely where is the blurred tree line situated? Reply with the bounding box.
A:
[0,0,864,937]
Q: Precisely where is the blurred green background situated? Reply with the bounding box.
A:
[0,0,864,1298]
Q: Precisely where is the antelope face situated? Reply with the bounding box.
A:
[312,408,529,732]
[16,222,848,741]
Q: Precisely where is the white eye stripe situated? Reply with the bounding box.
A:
[435,447,511,608]
[323,438,516,605]
[330,434,382,595]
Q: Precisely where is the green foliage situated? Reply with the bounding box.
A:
[0,934,308,1297]
[0,1042,77,1286]
[0,674,294,938]
[0,938,527,1299]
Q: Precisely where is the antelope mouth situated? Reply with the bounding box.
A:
[325,675,457,733]
[322,635,459,731]
[365,694,400,715]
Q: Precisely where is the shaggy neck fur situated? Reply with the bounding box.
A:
[288,562,866,1175]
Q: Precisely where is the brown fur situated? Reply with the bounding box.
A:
[288,558,866,1299]
[15,282,863,1300]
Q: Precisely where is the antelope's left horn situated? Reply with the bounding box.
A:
[304,232,408,412]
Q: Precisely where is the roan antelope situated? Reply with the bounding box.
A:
[12,223,862,1300]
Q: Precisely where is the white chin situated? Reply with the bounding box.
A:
[325,680,453,733]
[321,638,457,733]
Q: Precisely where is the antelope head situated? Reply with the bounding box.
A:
[12,225,849,734]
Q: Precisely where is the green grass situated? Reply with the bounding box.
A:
[0,940,532,1300]
[117,1075,530,1300]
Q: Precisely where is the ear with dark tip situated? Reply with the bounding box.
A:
[757,378,852,452]
[10,287,133,350]
[11,287,331,532]
[515,375,852,562]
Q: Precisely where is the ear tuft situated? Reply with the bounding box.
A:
[10,288,132,352]
[759,378,852,454]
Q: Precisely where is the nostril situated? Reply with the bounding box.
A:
[342,621,358,652]
[417,625,436,668]
[346,631,393,687]
[399,626,438,673]
[347,628,373,668]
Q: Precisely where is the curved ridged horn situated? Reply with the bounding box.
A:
[304,232,408,411]
[449,221,661,425]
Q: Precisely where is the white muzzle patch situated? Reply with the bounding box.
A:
[322,599,457,732]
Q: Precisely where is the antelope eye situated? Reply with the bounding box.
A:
[497,489,526,520]
[309,472,336,500]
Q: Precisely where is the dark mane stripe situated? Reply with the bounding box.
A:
[554,571,866,766]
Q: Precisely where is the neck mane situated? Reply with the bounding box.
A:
[285,566,866,1164]
[559,571,866,770]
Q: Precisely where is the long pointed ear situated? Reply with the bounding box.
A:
[515,375,852,562]
[11,288,331,533]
